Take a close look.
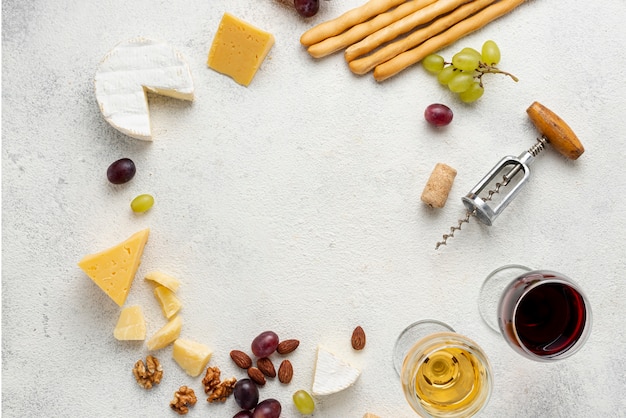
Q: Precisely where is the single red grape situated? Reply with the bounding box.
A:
[234,379,259,410]
[252,399,282,418]
[233,411,254,418]
[294,0,319,17]
[107,158,136,184]
[424,103,453,127]
[251,331,279,358]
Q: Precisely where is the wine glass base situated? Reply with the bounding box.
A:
[478,264,531,333]
[392,319,455,376]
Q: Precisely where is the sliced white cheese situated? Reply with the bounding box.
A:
[311,346,361,396]
[94,37,194,140]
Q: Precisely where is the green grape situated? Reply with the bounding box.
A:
[452,48,481,71]
[422,54,445,73]
[437,65,456,85]
[447,71,474,93]
[461,47,482,59]
[130,194,154,213]
[481,40,501,65]
[292,390,315,415]
[459,82,485,103]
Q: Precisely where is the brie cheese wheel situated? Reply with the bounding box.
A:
[311,346,361,396]
[94,37,194,140]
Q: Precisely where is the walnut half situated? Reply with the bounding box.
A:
[207,377,237,403]
[170,386,197,415]
[202,366,221,394]
[133,355,163,389]
[202,366,237,403]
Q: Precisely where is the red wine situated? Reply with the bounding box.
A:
[514,282,586,356]
[498,271,590,359]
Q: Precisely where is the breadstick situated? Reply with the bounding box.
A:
[374,0,528,81]
[344,0,472,62]
[300,0,407,47]
[307,0,437,58]
[349,0,495,74]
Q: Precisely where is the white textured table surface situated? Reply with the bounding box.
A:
[3,1,626,417]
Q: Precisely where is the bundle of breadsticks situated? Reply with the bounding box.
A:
[300,0,528,81]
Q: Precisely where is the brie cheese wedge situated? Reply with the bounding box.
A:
[311,346,361,396]
[94,37,194,140]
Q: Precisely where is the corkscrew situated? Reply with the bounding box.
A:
[435,102,584,250]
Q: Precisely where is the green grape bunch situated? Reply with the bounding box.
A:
[422,40,518,103]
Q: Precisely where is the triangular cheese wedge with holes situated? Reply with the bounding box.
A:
[311,346,361,396]
[78,229,150,306]
[94,37,194,140]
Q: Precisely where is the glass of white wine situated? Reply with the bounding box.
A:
[393,320,493,417]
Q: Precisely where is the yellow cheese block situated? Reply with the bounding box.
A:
[172,338,213,377]
[146,315,182,350]
[207,12,275,86]
[113,305,146,340]
[78,229,150,306]
[154,285,182,319]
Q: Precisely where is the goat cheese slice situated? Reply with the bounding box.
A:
[94,37,194,140]
[311,346,361,396]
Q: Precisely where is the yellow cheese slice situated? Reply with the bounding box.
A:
[145,270,180,292]
[172,338,213,377]
[78,229,150,307]
[146,315,182,350]
[113,305,146,340]
[207,13,275,86]
[154,285,182,319]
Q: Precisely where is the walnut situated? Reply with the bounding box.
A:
[207,377,237,403]
[202,366,221,394]
[170,386,197,415]
[133,355,163,389]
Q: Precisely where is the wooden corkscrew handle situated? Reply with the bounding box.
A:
[526,101,585,160]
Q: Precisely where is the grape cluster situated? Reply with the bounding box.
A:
[422,40,518,103]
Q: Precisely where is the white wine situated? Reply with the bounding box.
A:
[401,333,491,417]
[416,346,487,412]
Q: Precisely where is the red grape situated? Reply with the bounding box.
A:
[233,411,254,418]
[424,103,453,127]
[294,0,319,17]
[251,331,279,358]
[252,399,282,418]
[107,158,136,184]
[234,379,259,410]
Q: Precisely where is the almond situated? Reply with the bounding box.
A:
[230,350,252,369]
[256,357,276,378]
[277,359,293,384]
[351,326,366,350]
[276,339,300,355]
[247,367,266,386]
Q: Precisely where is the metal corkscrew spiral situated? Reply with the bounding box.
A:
[434,102,584,250]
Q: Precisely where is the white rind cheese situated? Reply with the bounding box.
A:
[311,346,361,396]
[94,37,194,140]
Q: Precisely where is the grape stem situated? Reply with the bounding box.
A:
[442,60,519,86]
[477,62,519,83]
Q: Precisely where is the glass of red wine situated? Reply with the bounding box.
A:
[478,265,591,361]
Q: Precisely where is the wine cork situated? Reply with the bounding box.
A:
[421,163,457,208]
